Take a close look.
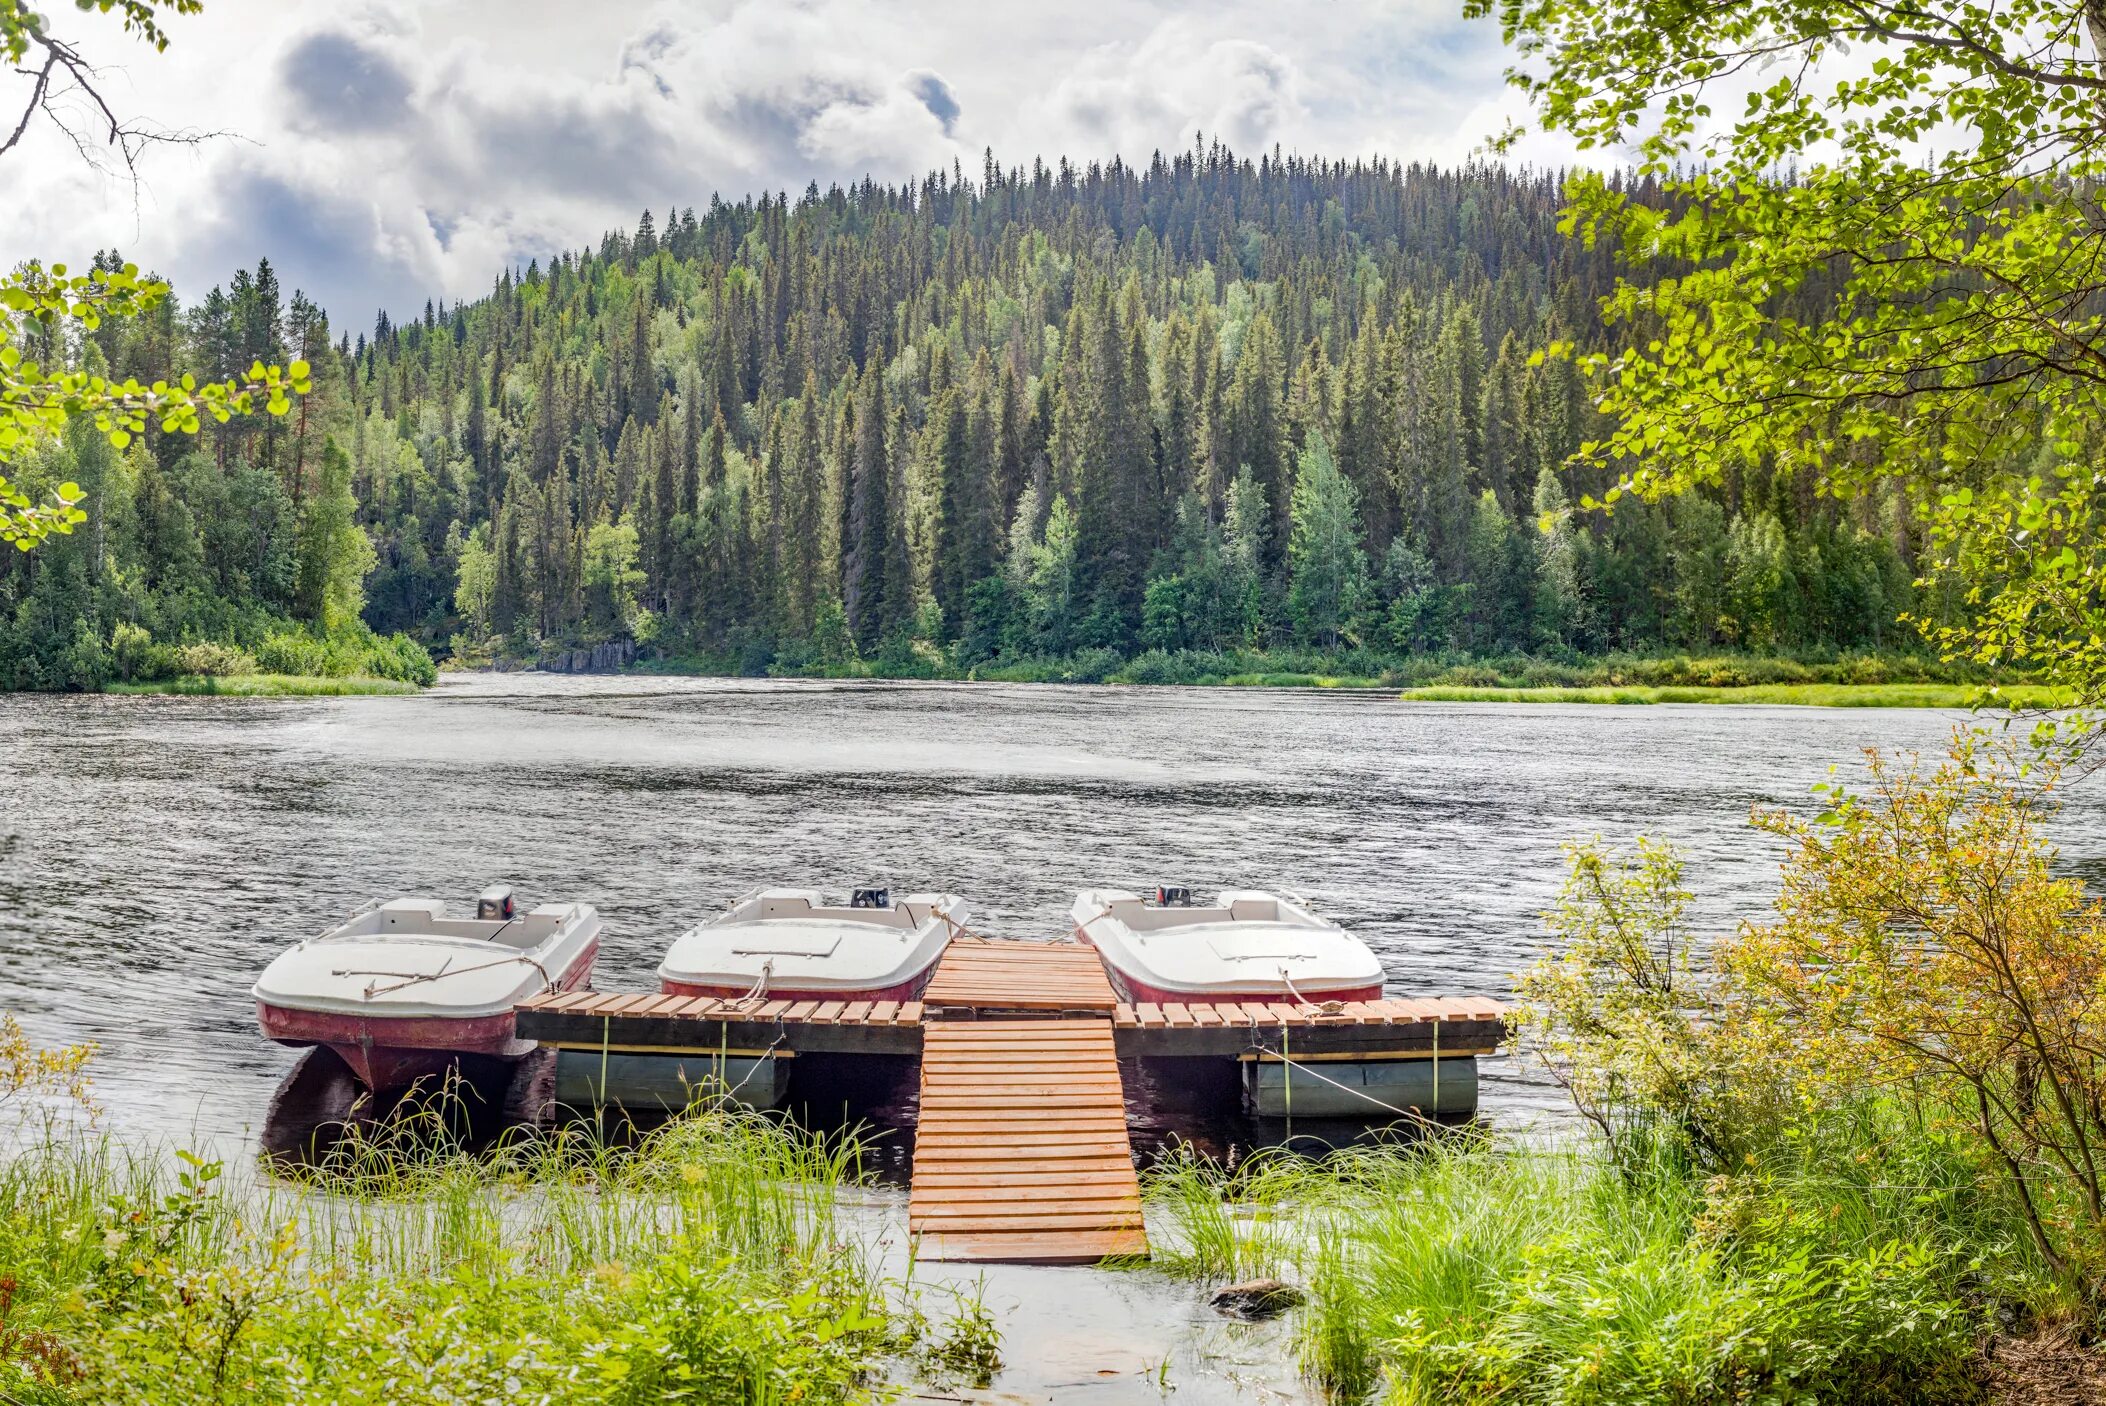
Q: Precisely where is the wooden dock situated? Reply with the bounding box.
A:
[512,941,1507,1265]
[907,942,1143,1261]
[918,936,1120,1015]
[908,1018,1146,1263]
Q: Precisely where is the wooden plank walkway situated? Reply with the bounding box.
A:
[517,988,1506,1061]
[919,938,1119,1015]
[520,990,927,1026]
[1114,995,1504,1028]
[1110,994,1506,1059]
[908,1018,1146,1264]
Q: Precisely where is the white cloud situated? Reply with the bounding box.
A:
[0,0,1564,327]
[1042,23,1305,157]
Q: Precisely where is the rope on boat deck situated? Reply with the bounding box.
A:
[336,950,556,999]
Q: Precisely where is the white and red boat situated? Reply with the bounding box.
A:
[1072,887,1384,1005]
[658,887,967,1002]
[254,887,600,1090]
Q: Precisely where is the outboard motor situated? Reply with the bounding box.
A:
[477,884,516,921]
[850,886,891,909]
[1154,885,1194,907]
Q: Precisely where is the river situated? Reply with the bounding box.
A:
[2,675,2091,1401]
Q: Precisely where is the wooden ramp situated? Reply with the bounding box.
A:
[908,1018,1146,1263]
[909,943,1142,1263]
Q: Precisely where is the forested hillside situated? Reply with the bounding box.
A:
[0,147,1948,690]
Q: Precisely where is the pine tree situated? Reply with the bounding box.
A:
[1223,309,1288,553]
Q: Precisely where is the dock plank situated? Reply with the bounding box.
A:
[919,940,1118,1015]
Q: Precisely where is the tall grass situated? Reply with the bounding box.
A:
[1396,682,2072,708]
[0,1092,945,1404]
[1143,1103,2056,1404]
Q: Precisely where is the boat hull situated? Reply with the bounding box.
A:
[660,972,929,1003]
[258,938,598,1091]
[1077,928,1381,1005]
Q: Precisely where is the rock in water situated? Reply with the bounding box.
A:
[1210,1278,1306,1320]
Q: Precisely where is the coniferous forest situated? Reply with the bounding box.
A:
[0,147,1954,690]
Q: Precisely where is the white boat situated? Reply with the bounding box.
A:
[1071,887,1384,1004]
[254,887,600,1090]
[658,887,968,1002]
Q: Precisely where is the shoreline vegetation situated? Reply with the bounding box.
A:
[1394,682,2067,707]
[105,673,422,697]
[599,646,2049,708]
[0,1049,997,1404]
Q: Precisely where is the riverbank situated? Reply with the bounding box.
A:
[595,645,2045,703]
[1397,681,2070,707]
[105,673,423,696]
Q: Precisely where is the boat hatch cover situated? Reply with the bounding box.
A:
[730,934,843,957]
[1205,939,1319,962]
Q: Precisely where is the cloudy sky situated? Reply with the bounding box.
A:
[1,0,1568,329]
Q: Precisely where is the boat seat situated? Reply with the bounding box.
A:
[1228,898,1280,923]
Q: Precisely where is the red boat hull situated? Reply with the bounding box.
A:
[660,971,931,1004]
[1076,930,1381,1006]
[657,972,922,1006]
[1104,972,1383,1006]
[258,939,598,1091]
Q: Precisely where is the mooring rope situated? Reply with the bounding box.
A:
[723,958,775,1011]
[711,1030,789,1102]
[1276,967,1345,1015]
[931,906,991,944]
[1249,1038,1439,1122]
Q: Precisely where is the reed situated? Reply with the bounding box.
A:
[0,1083,949,1404]
[1141,1104,2049,1405]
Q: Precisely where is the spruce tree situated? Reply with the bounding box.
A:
[844,365,891,650]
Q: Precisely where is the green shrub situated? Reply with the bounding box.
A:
[362,631,437,686]
[107,622,172,682]
[253,631,327,676]
[1061,646,1124,683]
[170,641,257,677]
[1115,649,1185,685]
